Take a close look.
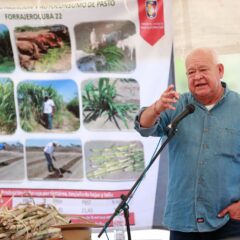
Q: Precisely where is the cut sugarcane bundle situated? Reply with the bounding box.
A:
[87,142,144,179]
[0,203,69,240]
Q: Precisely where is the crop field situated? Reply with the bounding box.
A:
[26,150,83,180]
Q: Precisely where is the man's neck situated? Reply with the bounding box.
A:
[196,87,224,106]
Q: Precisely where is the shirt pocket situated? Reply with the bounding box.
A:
[217,127,240,160]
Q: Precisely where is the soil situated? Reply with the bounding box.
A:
[33,110,79,133]
[27,151,83,180]
[0,151,24,180]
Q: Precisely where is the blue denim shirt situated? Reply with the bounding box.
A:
[135,84,240,232]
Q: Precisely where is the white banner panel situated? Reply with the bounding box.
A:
[0,0,173,231]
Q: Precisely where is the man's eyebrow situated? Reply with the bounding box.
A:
[187,65,208,69]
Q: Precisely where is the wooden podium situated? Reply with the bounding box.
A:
[53,223,102,240]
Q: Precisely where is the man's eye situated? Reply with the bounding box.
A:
[200,68,207,72]
[187,71,195,75]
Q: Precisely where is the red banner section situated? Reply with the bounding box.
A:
[70,213,135,226]
[138,0,165,45]
[0,188,135,226]
[0,197,12,208]
[0,188,130,199]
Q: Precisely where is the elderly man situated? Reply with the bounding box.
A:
[135,48,240,240]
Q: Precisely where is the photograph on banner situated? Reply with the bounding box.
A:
[0,24,15,73]
[14,25,71,72]
[0,141,24,181]
[0,78,17,135]
[17,79,80,133]
[74,20,136,73]
[81,78,139,131]
[84,140,144,181]
[26,138,83,180]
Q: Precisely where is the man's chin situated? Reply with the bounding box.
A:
[193,91,211,102]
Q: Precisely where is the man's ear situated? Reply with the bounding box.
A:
[218,63,224,78]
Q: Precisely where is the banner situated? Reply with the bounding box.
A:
[138,0,165,45]
[0,0,173,231]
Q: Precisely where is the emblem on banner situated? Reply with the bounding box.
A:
[138,0,165,46]
[146,0,158,19]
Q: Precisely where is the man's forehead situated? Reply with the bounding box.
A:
[186,49,216,64]
[186,55,213,68]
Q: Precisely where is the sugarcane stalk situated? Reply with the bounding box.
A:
[0,233,9,238]
[31,228,60,237]
[10,225,31,239]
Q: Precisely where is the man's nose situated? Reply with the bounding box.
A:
[194,70,202,79]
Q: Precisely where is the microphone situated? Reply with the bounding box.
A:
[168,104,195,130]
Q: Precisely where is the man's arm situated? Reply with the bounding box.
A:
[52,155,56,161]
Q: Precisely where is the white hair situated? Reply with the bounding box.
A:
[185,47,220,65]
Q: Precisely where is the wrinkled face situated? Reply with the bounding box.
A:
[185,50,224,104]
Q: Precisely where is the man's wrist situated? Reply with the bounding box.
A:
[153,101,161,116]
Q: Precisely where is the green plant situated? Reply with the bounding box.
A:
[0,30,15,73]
[95,44,125,71]
[66,96,80,118]
[0,79,16,133]
[82,78,138,129]
[35,45,71,72]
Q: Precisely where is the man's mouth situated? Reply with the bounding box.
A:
[195,83,207,88]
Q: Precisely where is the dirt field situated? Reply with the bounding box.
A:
[26,151,83,181]
[0,151,24,180]
[34,110,80,133]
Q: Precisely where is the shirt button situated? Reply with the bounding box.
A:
[203,128,208,132]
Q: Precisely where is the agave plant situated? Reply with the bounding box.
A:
[82,78,138,129]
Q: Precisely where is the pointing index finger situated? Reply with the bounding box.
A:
[165,84,175,93]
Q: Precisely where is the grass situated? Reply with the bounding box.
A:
[0,60,15,73]
[34,45,71,72]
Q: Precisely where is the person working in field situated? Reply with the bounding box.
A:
[43,96,55,129]
[43,141,63,177]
